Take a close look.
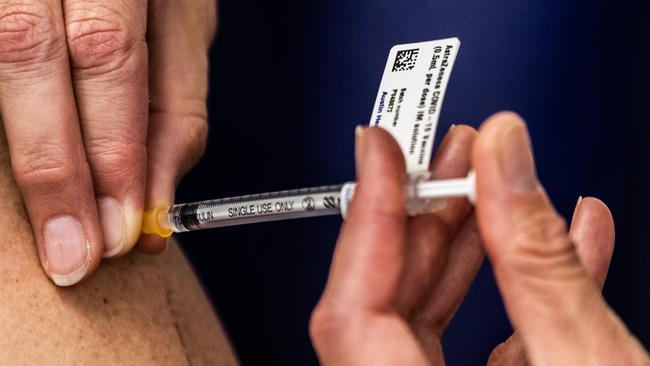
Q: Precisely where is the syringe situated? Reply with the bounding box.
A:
[141,172,476,237]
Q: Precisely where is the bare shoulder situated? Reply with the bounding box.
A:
[0,128,238,364]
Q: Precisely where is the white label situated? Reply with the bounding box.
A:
[370,38,460,173]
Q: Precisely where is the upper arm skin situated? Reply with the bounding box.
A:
[0,121,238,365]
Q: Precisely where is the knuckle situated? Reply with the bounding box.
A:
[0,2,64,64]
[513,211,569,252]
[13,151,80,193]
[65,4,142,72]
[486,342,507,365]
[502,211,579,276]
[86,133,146,178]
[184,115,209,162]
[309,302,349,350]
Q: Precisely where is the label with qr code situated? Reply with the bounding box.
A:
[370,38,460,173]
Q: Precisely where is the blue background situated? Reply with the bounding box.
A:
[178,1,650,364]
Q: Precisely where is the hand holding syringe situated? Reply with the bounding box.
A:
[141,172,476,237]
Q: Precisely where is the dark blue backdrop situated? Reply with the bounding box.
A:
[177,1,650,364]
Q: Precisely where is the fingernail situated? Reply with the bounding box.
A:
[436,124,458,156]
[355,125,366,139]
[355,125,367,175]
[43,216,90,286]
[575,196,584,213]
[98,197,126,258]
[571,196,584,227]
[498,121,539,194]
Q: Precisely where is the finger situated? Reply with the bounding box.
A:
[317,127,407,311]
[427,125,477,225]
[416,214,484,333]
[311,127,432,364]
[136,0,216,254]
[64,0,148,257]
[569,196,615,288]
[397,125,477,313]
[487,197,616,366]
[487,334,528,366]
[473,112,643,364]
[404,126,484,346]
[0,1,102,285]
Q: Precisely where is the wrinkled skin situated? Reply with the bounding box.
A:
[0,0,216,286]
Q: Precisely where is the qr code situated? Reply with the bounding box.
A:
[392,49,419,72]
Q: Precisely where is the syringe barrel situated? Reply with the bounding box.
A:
[154,173,475,234]
[168,185,343,232]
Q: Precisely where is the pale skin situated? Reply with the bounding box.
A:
[0,1,239,363]
[310,113,650,365]
[0,1,647,362]
[0,0,216,286]
[0,123,237,364]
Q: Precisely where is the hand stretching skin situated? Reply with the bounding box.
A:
[0,0,216,286]
[309,113,650,365]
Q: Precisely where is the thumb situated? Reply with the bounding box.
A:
[473,112,647,365]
